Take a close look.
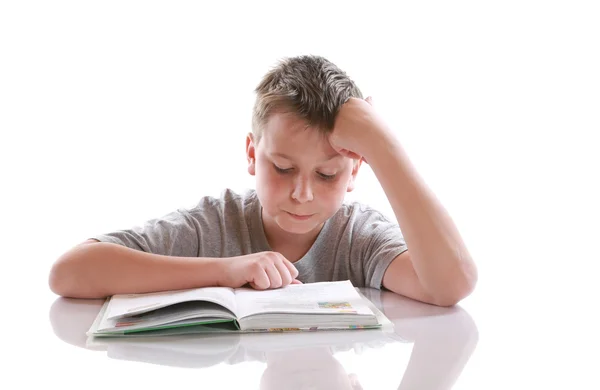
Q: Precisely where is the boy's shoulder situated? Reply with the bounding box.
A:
[189,188,258,209]
[184,188,260,222]
[336,199,393,220]
[328,199,398,235]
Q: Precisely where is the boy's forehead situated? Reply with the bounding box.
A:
[265,112,314,136]
[262,113,336,158]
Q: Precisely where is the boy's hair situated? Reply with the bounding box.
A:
[252,55,363,143]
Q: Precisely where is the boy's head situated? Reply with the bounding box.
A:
[250,54,363,145]
[246,55,364,237]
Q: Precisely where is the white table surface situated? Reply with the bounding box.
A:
[45,287,478,390]
[7,276,599,390]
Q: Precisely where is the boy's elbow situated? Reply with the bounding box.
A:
[433,267,478,307]
[431,291,468,307]
[49,256,83,298]
[49,270,66,297]
[49,260,73,297]
[430,288,471,307]
[49,240,100,298]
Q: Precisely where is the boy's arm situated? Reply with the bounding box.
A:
[369,136,477,307]
[49,240,301,298]
[49,239,225,298]
[331,98,478,307]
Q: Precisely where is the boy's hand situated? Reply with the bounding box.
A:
[329,96,392,162]
[218,252,302,290]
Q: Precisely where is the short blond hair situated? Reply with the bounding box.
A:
[251,55,363,143]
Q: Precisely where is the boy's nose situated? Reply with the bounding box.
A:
[291,177,314,203]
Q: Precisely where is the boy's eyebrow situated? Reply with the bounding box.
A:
[272,152,342,162]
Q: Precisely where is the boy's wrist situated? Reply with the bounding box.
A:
[361,128,400,164]
[193,256,229,288]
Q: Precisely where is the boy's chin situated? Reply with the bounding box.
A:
[275,215,322,235]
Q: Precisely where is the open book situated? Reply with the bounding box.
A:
[87,280,389,337]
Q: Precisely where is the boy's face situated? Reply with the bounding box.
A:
[246,112,361,236]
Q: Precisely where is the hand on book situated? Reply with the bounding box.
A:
[218,251,302,290]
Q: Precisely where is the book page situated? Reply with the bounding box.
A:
[97,301,238,333]
[234,280,373,319]
[106,286,238,320]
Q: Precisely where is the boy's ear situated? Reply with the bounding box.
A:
[346,158,363,192]
[246,133,256,176]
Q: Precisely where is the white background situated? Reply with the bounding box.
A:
[1,1,599,388]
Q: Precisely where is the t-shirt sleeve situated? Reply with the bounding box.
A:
[90,208,199,257]
[354,209,408,289]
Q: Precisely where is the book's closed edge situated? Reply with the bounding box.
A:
[87,297,110,338]
[356,288,395,333]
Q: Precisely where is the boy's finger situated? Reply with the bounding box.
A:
[282,259,299,279]
[337,149,362,160]
[291,279,303,284]
[273,260,293,286]
[251,269,270,290]
[264,263,283,288]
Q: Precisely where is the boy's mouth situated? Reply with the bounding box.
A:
[286,212,314,220]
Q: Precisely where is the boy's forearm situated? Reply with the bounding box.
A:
[364,133,477,299]
[49,242,225,299]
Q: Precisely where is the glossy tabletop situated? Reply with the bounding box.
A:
[46,288,478,389]
[4,275,596,390]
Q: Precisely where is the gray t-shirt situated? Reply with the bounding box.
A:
[91,188,408,289]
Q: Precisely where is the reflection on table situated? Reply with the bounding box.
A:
[50,287,478,389]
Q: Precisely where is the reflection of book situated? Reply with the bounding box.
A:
[88,325,405,369]
[87,280,393,337]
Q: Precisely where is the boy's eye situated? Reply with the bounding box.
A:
[273,164,336,180]
[317,172,337,181]
[274,165,293,174]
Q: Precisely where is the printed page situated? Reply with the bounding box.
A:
[234,280,373,319]
[106,286,238,320]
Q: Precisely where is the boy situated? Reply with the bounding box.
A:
[49,55,477,307]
